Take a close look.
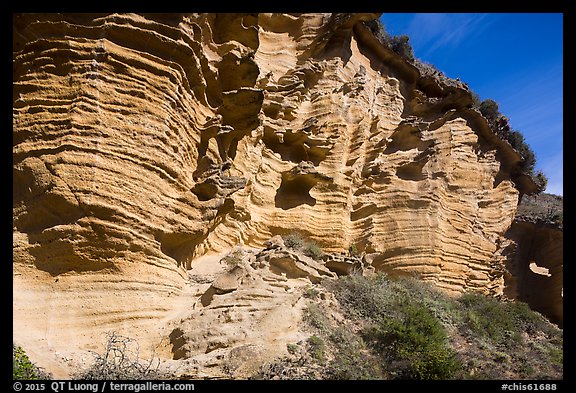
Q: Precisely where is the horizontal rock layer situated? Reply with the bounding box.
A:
[13,13,546,377]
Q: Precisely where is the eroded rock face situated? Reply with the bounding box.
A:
[503,194,563,327]
[13,13,545,377]
[503,223,563,327]
[163,239,339,378]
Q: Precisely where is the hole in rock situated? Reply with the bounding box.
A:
[156,231,202,269]
[263,127,328,165]
[396,161,426,181]
[274,174,317,210]
[384,123,432,154]
[191,181,218,201]
[529,261,551,277]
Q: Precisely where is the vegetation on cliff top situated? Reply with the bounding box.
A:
[363,18,547,192]
[516,192,563,226]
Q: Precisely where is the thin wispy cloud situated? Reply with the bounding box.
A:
[494,63,562,157]
[506,101,562,144]
[381,13,563,196]
[406,13,497,58]
[539,151,563,196]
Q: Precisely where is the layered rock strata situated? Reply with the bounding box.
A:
[13,13,547,377]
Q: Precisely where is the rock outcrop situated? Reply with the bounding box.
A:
[13,13,557,378]
[161,237,339,378]
[503,194,563,327]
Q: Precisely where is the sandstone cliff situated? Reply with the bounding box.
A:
[13,13,557,378]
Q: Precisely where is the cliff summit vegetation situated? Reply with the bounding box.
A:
[365,18,547,192]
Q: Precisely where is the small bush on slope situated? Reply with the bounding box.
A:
[363,302,461,379]
[328,274,461,379]
[74,332,168,380]
[282,232,324,260]
[456,292,563,379]
[13,345,51,380]
[255,272,562,380]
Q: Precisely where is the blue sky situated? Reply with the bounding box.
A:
[379,13,563,196]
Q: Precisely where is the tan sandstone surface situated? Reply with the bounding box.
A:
[13,13,555,378]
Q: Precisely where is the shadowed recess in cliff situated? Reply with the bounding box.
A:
[275,172,318,210]
[155,231,203,268]
[503,220,563,327]
[273,162,330,210]
[27,224,118,276]
[384,121,433,154]
[262,125,330,166]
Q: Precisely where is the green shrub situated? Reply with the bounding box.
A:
[282,232,323,260]
[364,20,414,62]
[326,272,395,320]
[479,99,500,121]
[389,35,415,62]
[13,346,50,380]
[303,286,320,299]
[325,274,462,379]
[547,347,563,365]
[550,211,562,225]
[363,303,461,379]
[286,343,299,355]
[458,293,547,347]
[325,327,382,380]
[306,335,326,363]
[283,232,305,249]
[221,250,243,267]
[303,303,330,332]
[474,97,544,185]
[348,243,358,256]
[302,243,323,260]
[364,19,389,46]
[288,272,562,380]
[534,171,549,194]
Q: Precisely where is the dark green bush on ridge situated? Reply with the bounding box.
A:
[388,35,415,62]
[474,97,540,178]
[479,98,501,120]
[364,19,415,62]
[362,302,461,379]
[366,17,548,191]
